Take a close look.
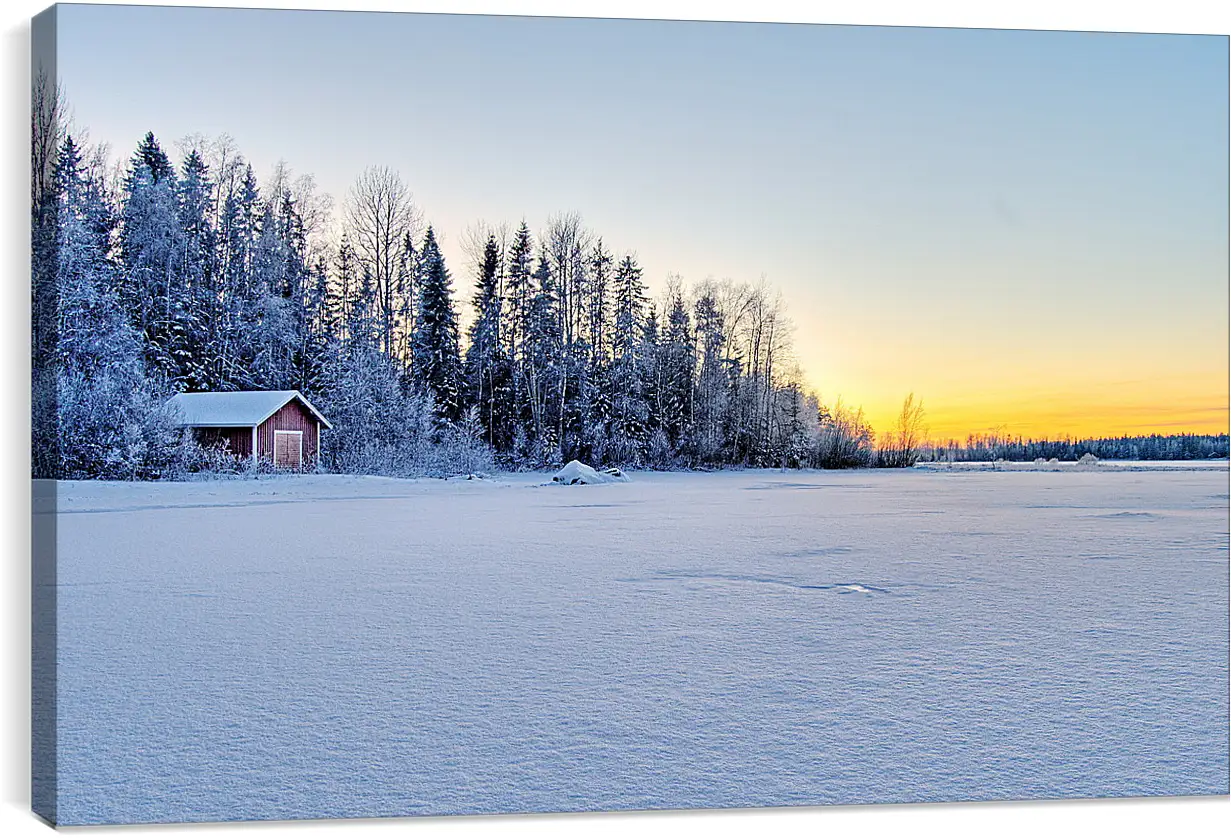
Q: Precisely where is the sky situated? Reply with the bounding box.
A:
[50,2,1229,441]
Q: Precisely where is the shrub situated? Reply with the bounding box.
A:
[813,399,875,469]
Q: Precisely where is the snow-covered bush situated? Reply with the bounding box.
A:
[420,407,496,477]
[813,399,874,469]
[55,367,183,480]
[317,348,434,476]
[318,357,497,479]
[164,431,245,479]
[646,427,675,470]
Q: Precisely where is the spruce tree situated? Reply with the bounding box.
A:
[393,230,417,370]
[244,199,299,389]
[660,292,695,449]
[574,239,613,461]
[411,226,462,421]
[504,220,534,364]
[134,130,174,184]
[607,255,649,465]
[210,163,260,389]
[332,233,356,341]
[643,302,663,438]
[54,135,179,479]
[175,149,214,389]
[119,131,186,383]
[692,289,729,464]
[523,252,563,461]
[588,239,613,364]
[465,234,509,448]
[55,135,128,371]
[301,255,335,398]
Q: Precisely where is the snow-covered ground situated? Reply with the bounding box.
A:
[44,465,1229,824]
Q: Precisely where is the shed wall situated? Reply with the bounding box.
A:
[257,400,319,467]
[196,427,253,459]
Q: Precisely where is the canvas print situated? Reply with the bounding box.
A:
[30,2,1229,827]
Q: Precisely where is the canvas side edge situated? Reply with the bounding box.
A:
[31,2,59,828]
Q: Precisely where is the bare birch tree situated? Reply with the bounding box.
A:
[31,68,67,212]
[878,392,928,467]
[345,166,420,360]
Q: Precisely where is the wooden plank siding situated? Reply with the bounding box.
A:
[196,427,253,459]
[192,399,320,470]
[256,400,319,469]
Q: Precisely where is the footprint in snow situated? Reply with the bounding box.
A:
[623,570,894,597]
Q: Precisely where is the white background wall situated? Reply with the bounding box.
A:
[3,2,1228,837]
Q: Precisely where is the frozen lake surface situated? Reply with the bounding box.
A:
[46,465,1230,824]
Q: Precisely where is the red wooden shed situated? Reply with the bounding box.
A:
[168,390,332,470]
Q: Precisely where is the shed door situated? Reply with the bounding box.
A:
[273,430,303,469]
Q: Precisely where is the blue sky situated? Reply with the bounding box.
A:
[53,3,1229,437]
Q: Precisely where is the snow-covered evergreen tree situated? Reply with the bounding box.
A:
[53,136,181,479]
[692,287,730,464]
[522,252,564,463]
[411,226,462,421]
[587,238,613,364]
[606,255,649,465]
[465,233,511,449]
[392,230,417,371]
[504,220,534,365]
[174,148,214,389]
[242,196,300,389]
[660,290,695,452]
[119,131,187,382]
[333,232,357,341]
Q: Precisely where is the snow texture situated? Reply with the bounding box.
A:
[46,465,1229,824]
[551,460,631,485]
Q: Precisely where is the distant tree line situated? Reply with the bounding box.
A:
[923,432,1229,463]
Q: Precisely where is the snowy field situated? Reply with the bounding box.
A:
[44,464,1229,824]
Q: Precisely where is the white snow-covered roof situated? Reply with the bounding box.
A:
[167,390,332,429]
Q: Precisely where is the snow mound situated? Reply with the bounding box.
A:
[551,460,630,485]
[1078,453,1100,465]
